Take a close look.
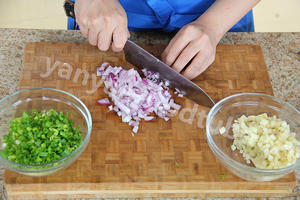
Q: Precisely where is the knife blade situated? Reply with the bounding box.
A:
[123,40,215,108]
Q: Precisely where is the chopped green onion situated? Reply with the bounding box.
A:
[220,174,226,180]
[175,161,184,171]
[0,109,83,165]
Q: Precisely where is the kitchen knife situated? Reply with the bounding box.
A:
[63,1,215,107]
[124,40,215,108]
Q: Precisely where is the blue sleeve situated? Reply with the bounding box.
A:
[229,10,254,32]
[68,17,79,30]
[67,0,79,30]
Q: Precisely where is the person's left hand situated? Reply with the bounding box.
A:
[161,21,218,80]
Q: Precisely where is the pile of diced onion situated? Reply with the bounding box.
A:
[96,62,182,135]
[230,113,300,169]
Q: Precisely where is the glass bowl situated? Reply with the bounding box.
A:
[206,93,300,181]
[0,88,92,176]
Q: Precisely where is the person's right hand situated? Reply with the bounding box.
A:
[75,0,130,52]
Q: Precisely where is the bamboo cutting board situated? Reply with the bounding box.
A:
[5,42,296,199]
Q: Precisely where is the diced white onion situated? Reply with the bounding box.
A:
[231,113,300,169]
[219,127,226,135]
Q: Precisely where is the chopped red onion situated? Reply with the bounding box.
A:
[96,98,110,105]
[97,62,109,76]
[132,126,139,134]
[97,63,182,135]
[174,88,185,98]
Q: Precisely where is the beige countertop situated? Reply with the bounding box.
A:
[0,28,299,199]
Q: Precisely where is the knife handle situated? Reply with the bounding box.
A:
[64,0,75,19]
[64,0,79,30]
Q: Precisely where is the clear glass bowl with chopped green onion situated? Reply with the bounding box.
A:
[0,88,92,176]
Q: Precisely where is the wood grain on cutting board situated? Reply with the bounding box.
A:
[5,42,296,199]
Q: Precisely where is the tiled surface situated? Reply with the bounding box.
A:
[253,0,300,32]
[0,0,299,31]
[0,0,67,30]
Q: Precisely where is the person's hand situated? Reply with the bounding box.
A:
[161,21,218,80]
[75,0,130,52]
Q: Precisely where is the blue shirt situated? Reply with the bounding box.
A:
[68,0,254,32]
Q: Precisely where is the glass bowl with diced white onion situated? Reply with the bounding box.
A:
[206,93,300,181]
